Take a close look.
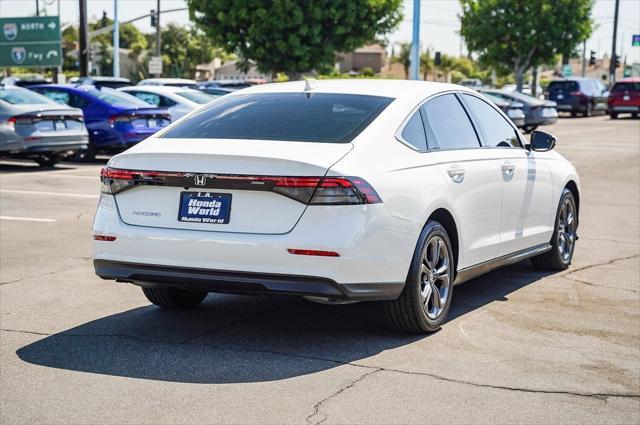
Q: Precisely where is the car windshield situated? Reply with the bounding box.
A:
[612,82,640,92]
[82,86,150,107]
[162,92,394,143]
[482,93,507,106]
[547,81,579,92]
[177,90,218,104]
[0,87,55,104]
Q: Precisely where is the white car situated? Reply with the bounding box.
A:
[118,86,218,121]
[93,80,580,333]
[137,78,198,88]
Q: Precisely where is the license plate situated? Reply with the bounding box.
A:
[557,94,564,99]
[178,192,231,224]
[623,95,630,101]
[55,120,66,130]
[148,119,157,127]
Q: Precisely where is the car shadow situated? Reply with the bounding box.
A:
[0,156,109,173]
[16,261,552,384]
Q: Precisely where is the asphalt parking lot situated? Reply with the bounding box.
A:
[1,115,639,424]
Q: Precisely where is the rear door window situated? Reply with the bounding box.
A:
[462,94,521,148]
[39,89,70,105]
[162,93,393,143]
[420,94,480,150]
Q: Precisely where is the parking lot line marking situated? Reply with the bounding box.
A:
[0,174,97,180]
[0,216,57,223]
[0,189,99,199]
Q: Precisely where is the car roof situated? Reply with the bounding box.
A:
[235,79,471,102]
[120,85,190,94]
[138,78,197,85]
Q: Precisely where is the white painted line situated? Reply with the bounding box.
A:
[0,189,99,199]
[1,216,57,223]
[0,173,97,180]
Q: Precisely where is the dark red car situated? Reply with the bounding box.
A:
[608,78,640,119]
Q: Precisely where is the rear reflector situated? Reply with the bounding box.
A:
[93,235,117,241]
[287,249,340,257]
[100,167,382,205]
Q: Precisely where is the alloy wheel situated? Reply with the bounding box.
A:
[557,198,576,261]
[420,236,451,320]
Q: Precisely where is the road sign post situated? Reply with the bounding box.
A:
[0,16,62,68]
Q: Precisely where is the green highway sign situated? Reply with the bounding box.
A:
[633,34,640,47]
[0,16,61,67]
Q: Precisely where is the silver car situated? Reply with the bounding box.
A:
[0,85,88,166]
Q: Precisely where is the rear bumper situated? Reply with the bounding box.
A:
[609,105,639,113]
[94,259,404,301]
[92,194,418,299]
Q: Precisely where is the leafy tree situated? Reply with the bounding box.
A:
[145,23,218,78]
[186,0,403,79]
[460,0,593,91]
[392,42,411,79]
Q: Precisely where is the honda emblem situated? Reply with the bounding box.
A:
[194,175,207,186]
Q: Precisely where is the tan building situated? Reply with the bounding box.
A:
[338,44,387,74]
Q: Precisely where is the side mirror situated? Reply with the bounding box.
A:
[528,130,556,152]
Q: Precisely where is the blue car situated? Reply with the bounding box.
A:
[30,84,171,158]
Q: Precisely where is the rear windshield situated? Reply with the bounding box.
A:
[177,90,218,104]
[547,81,579,92]
[161,93,394,143]
[0,87,55,104]
[82,86,150,108]
[612,82,640,92]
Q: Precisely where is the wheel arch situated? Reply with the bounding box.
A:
[427,208,459,275]
[564,179,580,223]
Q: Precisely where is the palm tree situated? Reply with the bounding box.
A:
[392,43,411,79]
[420,50,433,81]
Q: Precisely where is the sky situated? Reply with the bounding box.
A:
[1,0,638,63]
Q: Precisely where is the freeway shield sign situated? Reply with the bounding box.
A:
[0,16,61,67]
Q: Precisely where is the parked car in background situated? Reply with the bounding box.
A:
[608,78,640,119]
[71,76,131,89]
[459,79,483,89]
[0,85,88,166]
[30,84,171,159]
[481,92,526,128]
[137,78,198,89]
[545,78,609,117]
[93,80,580,334]
[481,89,557,133]
[501,83,544,99]
[119,86,219,121]
[1,74,51,87]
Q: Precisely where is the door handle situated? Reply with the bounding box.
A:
[447,165,465,183]
[501,161,516,177]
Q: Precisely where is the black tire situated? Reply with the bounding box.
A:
[632,113,638,119]
[80,142,96,162]
[35,154,62,167]
[531,188,578,271]
[383,221,455,333]
[142,287,208,309]
[610,112,618,119]
[583,102,593,117]
[571,111,577,117]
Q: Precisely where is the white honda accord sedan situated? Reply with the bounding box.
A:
[93,79,580,333]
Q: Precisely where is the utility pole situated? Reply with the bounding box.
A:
[35,0,39,16]
[154,0,161,77]
[581,39,586,77]
[409,0,420,80]
[113,0,119,77]
[79,0,89,77]
[609,0,620,84]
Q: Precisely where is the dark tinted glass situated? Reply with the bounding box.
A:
[400,111,427,150]
[162,93,393,143]
[612,82,640,92]
[421,94,479,150]
[547,81,579,92]
[463,94,520,148]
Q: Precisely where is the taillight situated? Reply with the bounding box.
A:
[100,167,382,204]
[570,91,583,97]
[108,114,132,126]
[6,117,16,130]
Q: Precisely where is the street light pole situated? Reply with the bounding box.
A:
[609,0,620,84]
[409,0,420,80]
[79,0,89,77]
[155,0,161,77]
[113,0,119,77]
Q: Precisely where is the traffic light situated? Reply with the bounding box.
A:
[614,54,621,68]
[150,10,157,27]
[101,11,108,27]
[589,50,596,66]
[434,51,441,66]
